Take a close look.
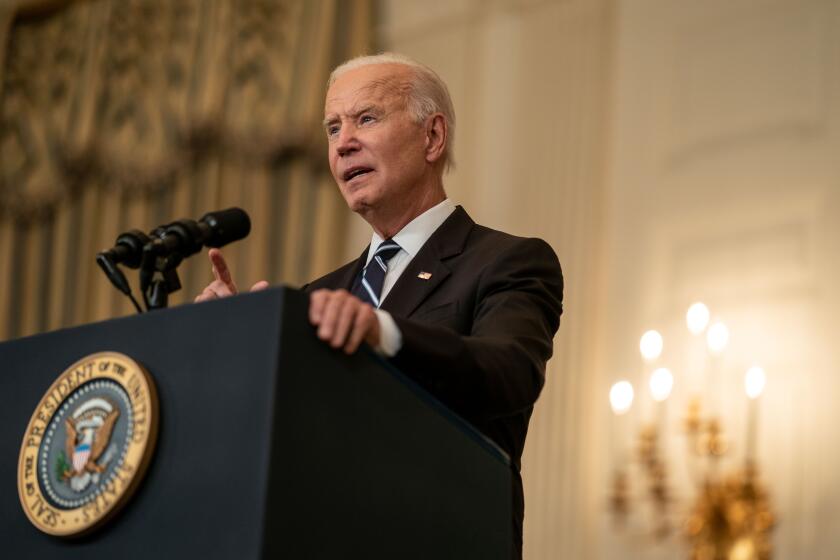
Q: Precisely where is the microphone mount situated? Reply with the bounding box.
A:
[138,233,184,312]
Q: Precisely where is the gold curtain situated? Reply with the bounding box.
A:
[0,0,372,340]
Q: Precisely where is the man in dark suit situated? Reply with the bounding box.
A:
[196,53,563,558]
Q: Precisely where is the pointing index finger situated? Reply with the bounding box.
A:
[209,249,236,290]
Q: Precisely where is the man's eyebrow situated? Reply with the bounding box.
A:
[351,104,381,116]
[322,105,383,128]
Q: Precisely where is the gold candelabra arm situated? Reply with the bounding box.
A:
[609,469,630,528]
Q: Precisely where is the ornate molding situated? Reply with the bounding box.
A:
[0,0,330,218]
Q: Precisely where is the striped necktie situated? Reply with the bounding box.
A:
[353,239,402,308]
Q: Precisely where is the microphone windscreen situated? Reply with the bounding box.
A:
[200,208,251,247]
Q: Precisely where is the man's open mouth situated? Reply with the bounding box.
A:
[343,167,374,181]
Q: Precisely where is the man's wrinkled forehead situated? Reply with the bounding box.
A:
[324,69,412,115]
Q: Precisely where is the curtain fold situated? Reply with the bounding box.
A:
[0,0,372,339]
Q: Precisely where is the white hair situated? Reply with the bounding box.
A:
[328,52,456,171]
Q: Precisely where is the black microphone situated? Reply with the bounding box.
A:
[152,207,251,259]
[99,208,251,267]
[96,208,250,312]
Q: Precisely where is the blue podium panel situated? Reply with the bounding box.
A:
[1,288,511,559]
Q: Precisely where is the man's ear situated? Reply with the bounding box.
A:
[424,113,447,164]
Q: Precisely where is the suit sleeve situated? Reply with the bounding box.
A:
[389,237,563,420]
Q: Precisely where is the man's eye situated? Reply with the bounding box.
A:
[327,125,339,137]
[360,115,375,124]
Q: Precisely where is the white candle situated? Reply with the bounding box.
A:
[706,320,729,413]
[744,366,766,462]
[649,367,674,436]
[610,380,635,464]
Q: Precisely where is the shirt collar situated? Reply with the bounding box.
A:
[366,198,457,264]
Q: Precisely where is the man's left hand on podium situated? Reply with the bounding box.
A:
[308,289,381,355]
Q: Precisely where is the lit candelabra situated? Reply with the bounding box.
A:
[608,303,776,560]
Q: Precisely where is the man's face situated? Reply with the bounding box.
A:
[323,64,429,215]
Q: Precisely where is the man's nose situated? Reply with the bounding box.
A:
[335,125,360,156]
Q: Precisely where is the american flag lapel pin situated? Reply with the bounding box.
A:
[417,271,432,280]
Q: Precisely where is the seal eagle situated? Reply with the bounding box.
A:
[63,397,120,479]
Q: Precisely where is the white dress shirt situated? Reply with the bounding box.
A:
[369,198,457,356]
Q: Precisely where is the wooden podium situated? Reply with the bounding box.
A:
[1,288,512,559]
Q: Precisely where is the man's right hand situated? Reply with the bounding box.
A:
[194,248,269,302]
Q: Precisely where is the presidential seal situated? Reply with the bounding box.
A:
[17,352,158,537]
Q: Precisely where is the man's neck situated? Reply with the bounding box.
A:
[367,186,446,239]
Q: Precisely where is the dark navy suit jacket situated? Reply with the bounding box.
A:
[306,206,564,558]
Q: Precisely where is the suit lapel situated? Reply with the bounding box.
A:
[381,206,474,318]
[340,246,369,290]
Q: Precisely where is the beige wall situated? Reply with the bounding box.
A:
[379,0,840,558]
[602,1,840,559]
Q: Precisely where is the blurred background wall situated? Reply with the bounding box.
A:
[2,0,839,558]
[0,0,371,337]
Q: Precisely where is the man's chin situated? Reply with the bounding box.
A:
[341,187,377,214]
[348,199,374,215]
